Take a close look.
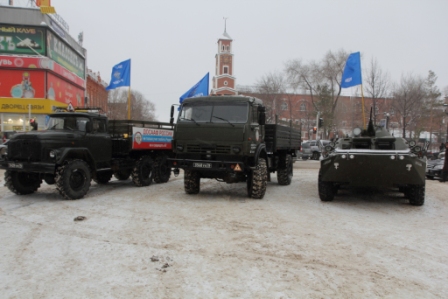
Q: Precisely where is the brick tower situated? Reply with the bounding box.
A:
[211,19,237,95]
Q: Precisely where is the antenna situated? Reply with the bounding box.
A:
[223,17,228,33]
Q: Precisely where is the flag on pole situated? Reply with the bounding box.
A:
[341,52,362,88]
[179,72,209,104]
[106,59,131,90]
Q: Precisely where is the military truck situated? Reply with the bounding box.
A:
[318,110,426,206]
[169,95,301,199]
[0,107,174,200]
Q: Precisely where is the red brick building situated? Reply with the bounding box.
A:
[86,69,108,113]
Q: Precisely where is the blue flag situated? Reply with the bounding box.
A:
[106,59,131,90]
[180,72,209,104]
[341,52,362,88]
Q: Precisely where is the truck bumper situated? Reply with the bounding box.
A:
[0,160,55,173]
[168,158,246,172]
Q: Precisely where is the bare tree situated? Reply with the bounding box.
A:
[420,71,443,147]
[254,72,286,123]
[364,58,390,125]
[107,89,156,121]
[391,74,427,138]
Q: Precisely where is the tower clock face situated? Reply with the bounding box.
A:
[222,56,231,63]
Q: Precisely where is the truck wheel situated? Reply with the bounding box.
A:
[408,185,425,206]
[132,156,153,187]
[318,175,334,201]
[153,156,171,183]
[56,160,91,200]
[184,170,200,194]
[247,158,267,199]
[5,170,42,195]
[114,169,131,180]
[44,174,55,185]
[94,171,113,184]
[277,154,293,185]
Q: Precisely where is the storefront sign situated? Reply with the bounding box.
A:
[0,25,46,56]
[0,98,66,114]
[0,55,85,88]
[47,31,85,78]
[0,70,45,98]
[47,73,84,105]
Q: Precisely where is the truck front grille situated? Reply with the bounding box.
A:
[187,144,231,154]
[8,139,42,161]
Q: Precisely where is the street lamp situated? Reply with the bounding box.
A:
[442,104,448,181]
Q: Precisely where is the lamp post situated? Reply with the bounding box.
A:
[442,104,448,181]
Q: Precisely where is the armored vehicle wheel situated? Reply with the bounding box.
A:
[408,185,425,206]
[44,174,56,185]
[94,170,113,184]
[247,158,267,199]
[277,154,293,185]
[318,175,335,202]
[132,156,153,187]
[312,152,320,160]
[5,170,42,195]
[184,170,200,194]
[425,175,434,180]
[153,155,171,183]
[114,169,131,180]
[56,160,91,200]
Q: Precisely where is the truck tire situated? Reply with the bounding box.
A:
[94,170,113,184]
[44,174,55,185]
[247,158,267,199]
[132,156,153,187]
[184,170,200,194]
[114,169,131,180]
[5,170,42,195]
[153,155,171,183]
[277,154,293,185]
[318,175,334,201]
[56,160,91,200]
[408,185,425,206]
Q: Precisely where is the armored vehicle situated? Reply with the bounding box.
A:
[169,95,301,199]
[1,107,174,200]
[318,113,426,206]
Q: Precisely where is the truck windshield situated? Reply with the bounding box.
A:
[46,116,90,132]
[179,102,248,124]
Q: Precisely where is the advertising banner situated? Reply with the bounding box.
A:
[47,31,85,78]
[0,69,45,98]
[0,98,66,114]
[0,55,85,87]
[132,127,173,149]
[0,24,46,56]
[47,73,84,106]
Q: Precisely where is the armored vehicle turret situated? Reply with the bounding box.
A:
[318,111,426,206]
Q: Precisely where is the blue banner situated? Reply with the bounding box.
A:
[341,52,362,88]
[106,59,131,90]
[180,72,209,103]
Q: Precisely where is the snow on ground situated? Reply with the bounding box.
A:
[0,162,447,298]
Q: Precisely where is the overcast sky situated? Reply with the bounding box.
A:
[4,0,448,122]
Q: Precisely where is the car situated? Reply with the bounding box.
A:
[297,142,312,160]
[0,140,8,159]
[426,152,445,180]
[305,139,330,160]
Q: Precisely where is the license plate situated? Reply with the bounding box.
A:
[193,162,211,168]
[8,162,23,169]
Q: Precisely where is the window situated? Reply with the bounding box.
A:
[281,102,288,111]
[226,45,230,51]
[221,45,225,51]
[179,102,248,123]
[223,66,228,74]
[390,108,395,115]
[300,102,307,111]
[224,81,228,86]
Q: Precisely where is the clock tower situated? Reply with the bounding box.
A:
[211,20,237,95]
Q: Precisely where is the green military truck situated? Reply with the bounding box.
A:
[169,95,301,199]
[0,107,174,200]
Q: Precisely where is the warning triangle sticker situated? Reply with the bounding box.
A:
[234,164,242,171]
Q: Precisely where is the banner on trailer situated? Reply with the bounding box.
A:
[132,127,173,149]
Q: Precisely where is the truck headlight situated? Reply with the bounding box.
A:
[232,146,241,154]
[49,150,59,158]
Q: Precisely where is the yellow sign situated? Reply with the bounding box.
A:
[0,98,66,114]
[40,6,56,14]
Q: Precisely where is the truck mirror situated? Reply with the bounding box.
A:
[170,106,175,125]
[85,121,92,133]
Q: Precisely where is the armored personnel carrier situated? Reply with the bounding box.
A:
[318,112,426,206]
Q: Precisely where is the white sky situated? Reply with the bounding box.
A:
[3,0,448,122]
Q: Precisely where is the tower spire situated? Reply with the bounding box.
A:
[223,17,228,33]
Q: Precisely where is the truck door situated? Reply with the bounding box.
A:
[87,118,112,163]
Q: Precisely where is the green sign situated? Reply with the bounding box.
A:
[47,31,85,78]
[0,24,46,55]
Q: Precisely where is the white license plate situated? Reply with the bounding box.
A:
[8,162,23,169]
[193,162,211,168]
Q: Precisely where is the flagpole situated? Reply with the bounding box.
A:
[127,86,131,120]
[361,84,366,129]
